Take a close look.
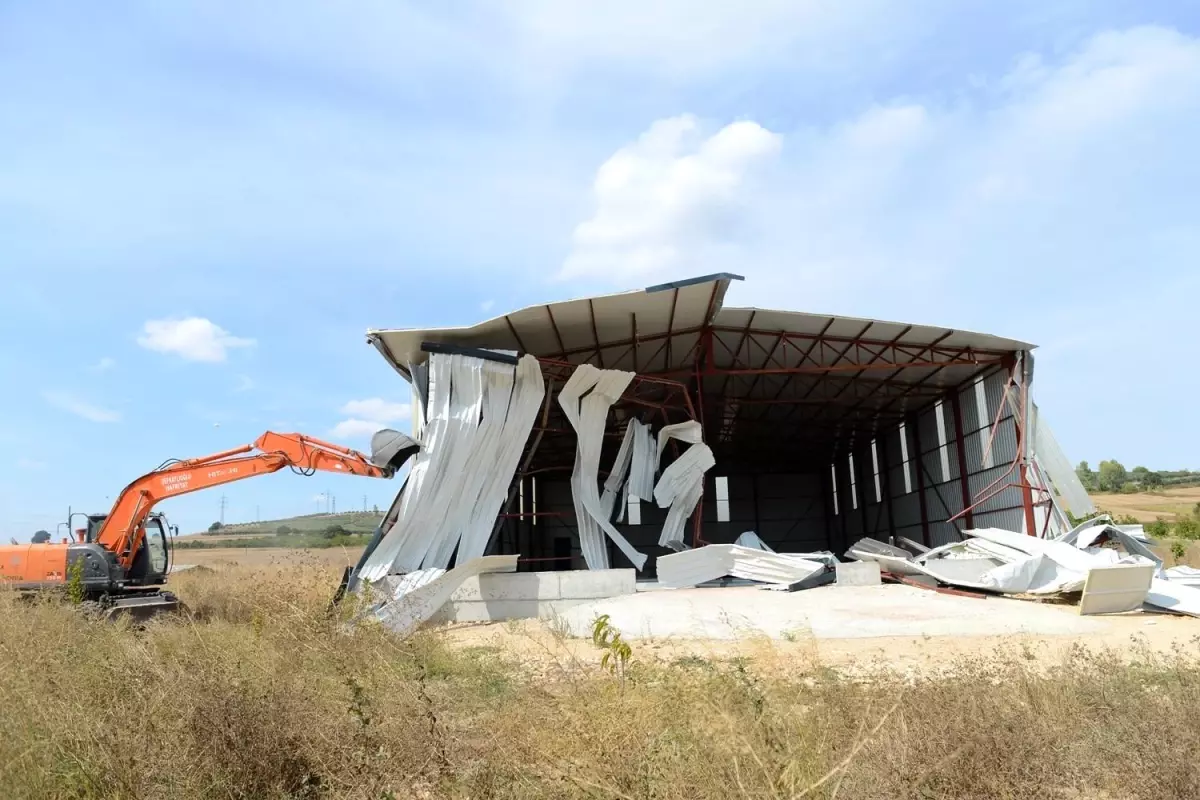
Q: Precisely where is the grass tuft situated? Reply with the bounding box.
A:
[3,565,1200,798]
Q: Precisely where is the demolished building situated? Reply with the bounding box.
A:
[351,273,1096,588]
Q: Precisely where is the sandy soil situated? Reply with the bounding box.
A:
[439,609,1200,678]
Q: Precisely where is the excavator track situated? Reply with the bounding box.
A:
[88,591,186,623]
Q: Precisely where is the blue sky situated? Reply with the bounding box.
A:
[2,1,1199,538]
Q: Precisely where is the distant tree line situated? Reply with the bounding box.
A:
[1075,461,1199,494]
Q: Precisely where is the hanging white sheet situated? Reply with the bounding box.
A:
[357,353,544,583]
[653,442,715,547]
[558,365,648,571]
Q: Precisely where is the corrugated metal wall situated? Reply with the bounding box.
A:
[826,366,1023,549]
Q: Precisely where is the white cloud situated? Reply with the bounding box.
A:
[137,317,255,363]
[17,458,47,471]
[42,390,120,423]
[331,398,412,441]
[560,27,1200,319]
[89,357,116,373]
[561,115,782,282]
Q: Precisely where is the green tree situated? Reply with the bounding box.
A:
[276,525,294,535]
[207,521,223,533]
[1075,461,1098,491]
[1097,460,1128,492]
[31,530,50,544]
[1144,471,1164,489]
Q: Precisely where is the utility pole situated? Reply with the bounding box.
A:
[332,495,337,514]
[219,494,227,525]
[363,495,367,513]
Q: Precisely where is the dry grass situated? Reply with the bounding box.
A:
[4,566,1200,799]
[1091,486,1200,523]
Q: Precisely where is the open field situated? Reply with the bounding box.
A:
[5,563,1200,798]
[173,545,366,569]
[183,512,383,538]
[1091,485,1200,522]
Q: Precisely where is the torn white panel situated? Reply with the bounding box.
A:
[368,555,519,636]
[735,531,775,552]
[1146,578,1200,618]
[600,421,637,521]
[360,353,464,578]
[656,544,825,589]
[455,356,545,563]
[1079,563,1154,615]
[1164,565,1200,587]
[653,442,715,547]
[1032,405,1096,519]
[627,419,656,500]
[425,358,510,568]
[656,420,703,463]
[359,354,544,582]
[1073,524,1162,573]
[977,553,1085,594]
[559,365,648,571]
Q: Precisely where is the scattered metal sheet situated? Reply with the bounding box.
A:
[367,555,519,636]
[897,536,929,555]
[846,537,924,576]
[883,571,988,599]
[1079,563,1155,615]
[656,544,825,589]
[735,531,774,552]
[1164,565,1200,587]
[1146,578,1200,618]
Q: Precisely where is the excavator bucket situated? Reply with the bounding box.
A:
[370,429,419,474]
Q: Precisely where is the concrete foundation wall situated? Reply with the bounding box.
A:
[428,568,636,624]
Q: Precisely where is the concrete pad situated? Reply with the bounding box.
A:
[836,561,881,586]
[429,568,636,624]
[555,584,1114,641]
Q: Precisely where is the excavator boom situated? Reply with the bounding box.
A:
[0,429,416,617]
[97,431,404,571]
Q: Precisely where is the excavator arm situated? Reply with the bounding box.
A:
[96,431,410,570]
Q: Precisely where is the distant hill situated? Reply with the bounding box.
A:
[183,511,382,539]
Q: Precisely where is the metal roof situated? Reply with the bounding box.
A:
[367,274,1034,465]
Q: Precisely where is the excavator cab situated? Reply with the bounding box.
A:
[86,512,172,587]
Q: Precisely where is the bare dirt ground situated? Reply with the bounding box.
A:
[1092,486,1200,522]
[440,611,1200,679]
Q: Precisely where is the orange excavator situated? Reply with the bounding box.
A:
[0,429,416,620]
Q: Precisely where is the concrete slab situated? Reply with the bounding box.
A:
[429,568,636,624]
[835,561,881,586]
[555,584,1114,641]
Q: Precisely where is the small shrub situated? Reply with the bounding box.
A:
[1176,516,1200,540]
[1171,540,1188,564]
[1147,518,1171,539]
[276,524,293,535]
